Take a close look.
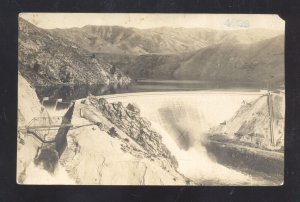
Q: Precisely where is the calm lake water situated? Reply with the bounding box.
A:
[35,80,264,108]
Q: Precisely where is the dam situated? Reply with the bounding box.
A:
[98,91,284,185]
[18,88,284,185]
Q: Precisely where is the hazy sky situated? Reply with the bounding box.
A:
[20,13,284,31]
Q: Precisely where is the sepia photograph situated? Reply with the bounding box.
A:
[17,13,285,185]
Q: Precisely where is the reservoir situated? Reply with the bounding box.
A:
[35,80,265,104]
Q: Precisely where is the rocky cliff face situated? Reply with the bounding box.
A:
[88,96,178,167]
[209,92,285,150]
[17,75,187,184]
[18,73,73,184]
[18,18,131,86]
[17,73,46,183]
[57,96,190,185]
[18,73,46,126]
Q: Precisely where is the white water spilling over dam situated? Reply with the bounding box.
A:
[103,91,267,185]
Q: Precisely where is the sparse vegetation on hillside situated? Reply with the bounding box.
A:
[18,18,131,86]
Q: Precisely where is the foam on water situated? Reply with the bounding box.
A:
[105,91,263,185]
[23,162,75,184]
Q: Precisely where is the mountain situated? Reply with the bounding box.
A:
[94,35,284,87]
[174,35,284,86]
[18,18,131,86]
[47,24,284,87]
[49,26,282,55]
[94,53,188,80]
[21,17,284,87]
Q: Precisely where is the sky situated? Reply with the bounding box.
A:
[19,13,285,31]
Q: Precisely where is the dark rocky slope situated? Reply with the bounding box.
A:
[57,96,191,185]
[19,18,131,86]
[88,96,178,167]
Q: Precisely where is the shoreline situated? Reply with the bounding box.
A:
[97,90,268,100]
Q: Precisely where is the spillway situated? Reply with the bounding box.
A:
[102,91,271,185]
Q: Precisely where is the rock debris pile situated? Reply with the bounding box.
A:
[88,96,178,168]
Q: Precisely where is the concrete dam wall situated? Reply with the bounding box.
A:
[102,91,277,185]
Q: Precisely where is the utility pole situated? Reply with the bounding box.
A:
[267,80,274,146]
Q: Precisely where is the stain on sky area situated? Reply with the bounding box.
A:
[30,13,40,27]
[224,18,250,28]
[19,13,284,30]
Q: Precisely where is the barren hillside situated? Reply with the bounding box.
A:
[18,18,131,86]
